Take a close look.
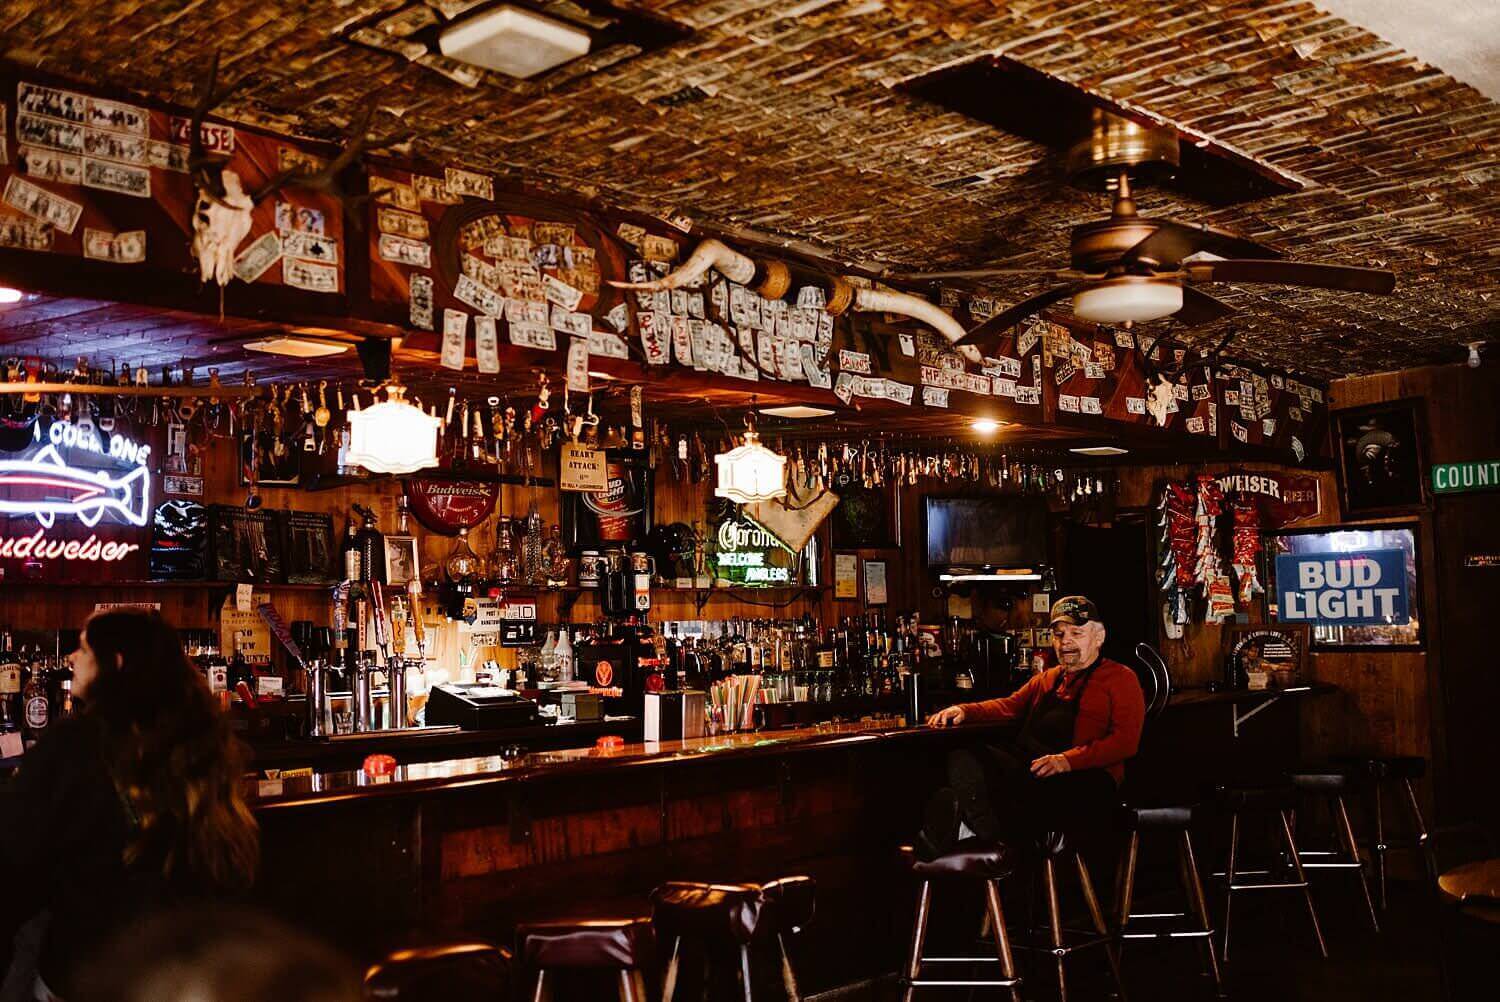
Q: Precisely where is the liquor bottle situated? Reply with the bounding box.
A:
[353,504,386,585]
[340,518,363,581]
[0,633,20,733]
[22,655,50,744]
[555,627,575,684]
[664,622,683,690]
[538,629,558,684]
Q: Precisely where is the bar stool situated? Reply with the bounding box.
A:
[1335,754,1432,905]
[514,917,653,1002]
[1113,803,1222,995]
[897,839,1021,1001]
[364,941,512,1001]
[1288,767,1380,932]
[1013,837,1128,1002]
[759,876,816,1001]
[1215,783,1326,960]
[652,881,764,1002]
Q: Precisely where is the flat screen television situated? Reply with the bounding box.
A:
[925,497,1049,569]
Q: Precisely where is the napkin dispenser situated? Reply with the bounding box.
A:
[644,690,706,742]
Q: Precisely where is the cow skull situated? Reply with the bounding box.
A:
[192,169,255,287]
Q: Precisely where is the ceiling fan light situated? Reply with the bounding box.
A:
[1073,281,1183,324]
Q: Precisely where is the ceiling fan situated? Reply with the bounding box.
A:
[905,170,1396,355]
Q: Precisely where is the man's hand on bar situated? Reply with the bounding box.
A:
[927,705,966,728]
[1030,753,1071,778]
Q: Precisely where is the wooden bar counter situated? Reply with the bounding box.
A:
[249,685,1333,992]
[251,717,983,992]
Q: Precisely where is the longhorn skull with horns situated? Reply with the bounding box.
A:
[608,239,985,365]
[187,51,407,288]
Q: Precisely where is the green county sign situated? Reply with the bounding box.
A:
[1431,460,1500,495]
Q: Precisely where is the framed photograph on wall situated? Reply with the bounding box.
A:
[1221,622,1310,690]
[830,475,899,549]
[384,535,420,587]
[1333,398,1428,517]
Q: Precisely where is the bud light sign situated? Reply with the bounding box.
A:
[1275,548,1409,626]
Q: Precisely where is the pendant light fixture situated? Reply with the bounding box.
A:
[345,383,441,475]
[714,407,787,504]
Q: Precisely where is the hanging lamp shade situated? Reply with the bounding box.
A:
[714,429,787,504]
[345,384,441,475]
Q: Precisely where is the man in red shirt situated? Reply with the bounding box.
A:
[917,596,1145,859]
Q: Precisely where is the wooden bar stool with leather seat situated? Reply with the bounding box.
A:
[364,941,513,1001]
[514,917,654,1002]
[1215,783,1326,961]
[1287,767,1381,933]
[898,839,1021,1001]
[1013,836,1129,1002]
[1334,754,1432,906]
[1113,803,1223,995]
[759,876,816,1001]
[652,881,765,1002]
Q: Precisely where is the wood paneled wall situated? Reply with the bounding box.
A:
[1114,362,1499,825]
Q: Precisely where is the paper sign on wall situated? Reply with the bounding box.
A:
[559,442,607,492]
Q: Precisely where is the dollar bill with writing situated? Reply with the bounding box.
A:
[0,211,52,251]
[232,231,282,284]
[3,174,82,233]
[444,166,493,200]
[283,230,338,265]
[377,207,430,241]
[412,174,459,204]
[283,257,339,293]
[19,146,81,184]
[83,158,150,197]
[83,228,146,263]
[378,233,432,269]
[409,273,434,330]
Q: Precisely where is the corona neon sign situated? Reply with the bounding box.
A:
[0,422,153,529]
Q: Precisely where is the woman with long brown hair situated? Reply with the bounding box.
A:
[1,610,259,1001]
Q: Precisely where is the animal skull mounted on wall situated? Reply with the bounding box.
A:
[186,51,403,288]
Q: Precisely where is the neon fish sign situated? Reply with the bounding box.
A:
[0,444,152,528]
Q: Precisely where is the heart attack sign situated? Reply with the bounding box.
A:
[1275,548,1408,626]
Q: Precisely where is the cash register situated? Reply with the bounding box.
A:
[425,683,540,730]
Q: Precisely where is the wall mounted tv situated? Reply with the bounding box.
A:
[925,497,1049,571]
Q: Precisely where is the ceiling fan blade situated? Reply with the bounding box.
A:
[1175,285,1237,326]
[1120,221,1280,267]
[956,284,1081,348]
[893,266,1079,281]
[1185,258,1396,295]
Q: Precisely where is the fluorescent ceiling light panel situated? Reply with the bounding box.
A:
[760,405,837,419]
[1069,445,1130,456]
[939,573,1043,582]
[242,337,349,359]
[439,5,592,79]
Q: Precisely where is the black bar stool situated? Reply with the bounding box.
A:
[1288,767,1380,932]
[652,881,764,1002]
[760,876,816,1001]
[1014,837,1128,1002]
[1335,754,1432,905]
[514,917,653,1002]
[364,941,512,1001]
[1215,783,1326,960]
[1113,803,1222,995]
[898,839,1021,1001]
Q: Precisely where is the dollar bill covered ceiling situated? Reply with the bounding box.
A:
[0,0,1495,379]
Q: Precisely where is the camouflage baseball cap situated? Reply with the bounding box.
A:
[1049,595,1100,626]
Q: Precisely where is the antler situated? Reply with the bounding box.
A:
[253,100,409,218]
[188,51,237,206]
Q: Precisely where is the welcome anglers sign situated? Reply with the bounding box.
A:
[1275,548,1409,626]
